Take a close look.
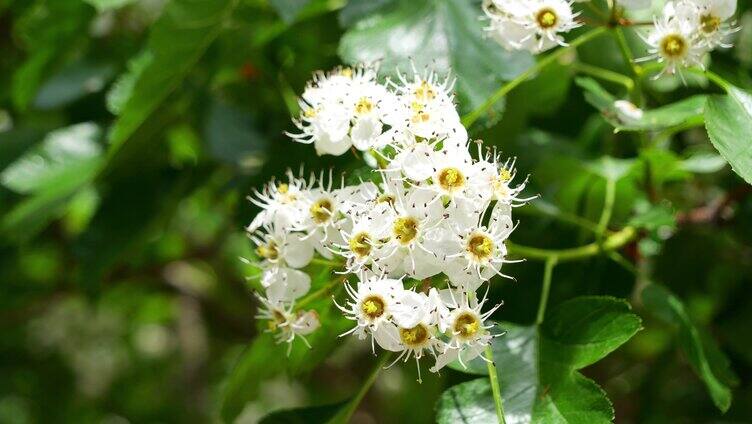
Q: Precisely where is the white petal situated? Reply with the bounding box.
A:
[283,233,314,268]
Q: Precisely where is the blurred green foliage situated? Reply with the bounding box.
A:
[1,0,752,423]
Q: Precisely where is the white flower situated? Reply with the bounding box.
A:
[477,151,533,207]
[429,204,515,291]
[248,225,314,302]
[296,173,377,258]
[288,65,393,156]
[640,4,709,77]
[431,289,501,372]
[247,170,308,232]
[381,69,466,149]
[249,225,314,271]
[334,203,393,273]
[674,0,738,49]
[374,290,446,382]
[483,0,582,53]
[395,145,489,213]
[256,295,320,354]
[371,186,445,279]
[335,274,403,352]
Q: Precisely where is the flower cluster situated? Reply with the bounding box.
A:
[246,65,531,378]
[641,0,737,76]
[481,0,738,78]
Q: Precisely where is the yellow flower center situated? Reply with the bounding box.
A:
[268,309,287,331]
[304,108,317,118]
[310,198,333,224]
[660,34,687,58]
[277,183,297,204]
[393,216,419,245]
[355,97,374,115]
[414,80,436,101]
[360,295,386,320]
[454,312,481,339]
[377,194,395,205]
[399,323,429,347]
[700,14,721,34]
[467,233,494,261]
[437,167,466,192]
[410,101,431,123]
[340,67,353,78]
[349,232,372,258]
[536,8,558,29]
[256,241,279,261]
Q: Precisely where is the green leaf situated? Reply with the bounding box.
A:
[33,59,115,110]
[105,51,152,115]
[1,124,104,242]
[436,378,497,424]
[444,296,641,423]
[704,86,752,184]
[641,284,738,412]
[259,401,349,424]
[11,0,95,110]
[106,0,239,160]
[269,0,312,23]
[1,123,102,194]
[680,152,727,174]
[338,0,533,123]
[338,0,395,27]
[577,78,706,132]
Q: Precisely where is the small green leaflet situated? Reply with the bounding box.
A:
[442,296,642,423]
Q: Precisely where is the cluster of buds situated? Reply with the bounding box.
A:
[246,64,532,378]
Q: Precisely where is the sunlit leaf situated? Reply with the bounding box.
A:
[338,0,533,124]
[1,123,102,194]
[106,0,239,160]
[704,86,752,184]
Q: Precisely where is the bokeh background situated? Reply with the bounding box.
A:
[2,0,752,422]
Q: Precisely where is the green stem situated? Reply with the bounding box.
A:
[462,27,608,127]
[508,226,637,262]
[336,352,392,422]
[485,345,506,424]
[572,62,634,91]
[517,202,601,234]
[685,68,731,92]
[536,257,558,325]
[596,178,617,238]
[296,276,343,309]
[310,257,343,267]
